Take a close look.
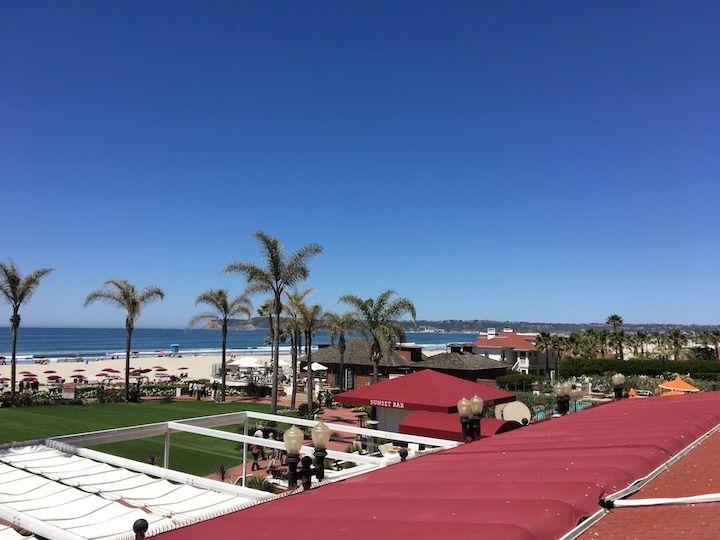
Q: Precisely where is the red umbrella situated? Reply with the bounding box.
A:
[43,370,57,374]
[95,372,108,377]
[73,368,86,372]
[102,368,120,373]
[155,367,167,372]
[152,366,165,369]
[0,377,10,381]
[47,375,62,380]
[19,371,33,375]
[178,367,189,370]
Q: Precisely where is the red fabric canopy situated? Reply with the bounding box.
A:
[399,410,521,441]
[335,369,516,412]
[158,392,720,540]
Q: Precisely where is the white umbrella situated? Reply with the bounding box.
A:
[303,362,329,372]
[228,356,266,368]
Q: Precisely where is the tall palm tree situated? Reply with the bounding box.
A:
[339,290,416,383]
[324,311,359,391]
[188,289,252,402]
[0,261,54,399]
[610,329,626,360]
[298,302,324,414]
[283,288,314,410]
[664,328,687,361]
[84,280,165,402]
[551,334,566,372]
[606,314,623,331]
[225,232,322,414]
[535,332,553,378]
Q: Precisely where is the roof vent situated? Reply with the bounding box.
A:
[502,328,514,333]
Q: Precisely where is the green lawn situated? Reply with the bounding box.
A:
[0,400,278,477]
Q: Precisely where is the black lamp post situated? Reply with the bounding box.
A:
[457,395,484,442]
[554,382,571,415]
[611,373,626,400]
[283,421,332,490]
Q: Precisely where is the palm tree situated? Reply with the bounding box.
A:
[188,289,252,402]
[707,330,720,362]
[298,302,324,414]
[324,311,359,391]
[339,290,416,383]
[84,280,165,402]
[225,232,322,414]
[635,331,648,357]
[0,261,54,399]
[551,334,566,372]
[258,299,275,359]
[665,328,687,361]
[283,288,314,410]
[610,329,626,360]
[535,332,553,378]
[606,314,623,330]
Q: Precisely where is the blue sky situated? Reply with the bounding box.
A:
[1,1,719,327]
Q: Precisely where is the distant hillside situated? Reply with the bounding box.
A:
[213,317,718,334]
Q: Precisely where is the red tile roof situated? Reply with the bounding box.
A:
[334,369,516,412]
[473,331,536,350]
[157,392,720,540]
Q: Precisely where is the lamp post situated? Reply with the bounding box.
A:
[611,373,626,400]
[283,421,332,490]
[457,395,484,442]
[554,382,571,415]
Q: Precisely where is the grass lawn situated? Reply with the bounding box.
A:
[0,400,280,477]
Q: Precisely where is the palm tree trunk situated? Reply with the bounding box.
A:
[124,322,133,403]
[545,352,550,376]
[306,331,314,415]
[339,338,346,391]
[10,311,19,400]
[221,321,228,403]
[270,298,281,415]
[290,330,298,410]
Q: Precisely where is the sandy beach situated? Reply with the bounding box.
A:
[0,352,294,385]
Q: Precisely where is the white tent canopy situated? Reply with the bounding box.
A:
[228,356,266,368]
[303,362,329,372]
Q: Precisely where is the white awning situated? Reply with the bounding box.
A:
[228,356,265,368]
[303,362,329,372]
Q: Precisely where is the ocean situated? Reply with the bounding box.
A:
[0,327,477,358]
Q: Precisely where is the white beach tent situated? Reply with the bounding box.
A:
[303,362,329,372]
[228,356,266,369]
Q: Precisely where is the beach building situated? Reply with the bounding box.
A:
[334,369,516,432]
[306,340,509,389]
[469,328,556,375]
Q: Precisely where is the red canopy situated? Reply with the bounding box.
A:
[43,370,57,374]
[334,369,515,412]
[399,410,521,441]
[157,392,720,540]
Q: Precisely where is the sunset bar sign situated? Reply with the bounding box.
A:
[370,399,405,409]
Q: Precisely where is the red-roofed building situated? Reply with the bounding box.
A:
[470,327,556,375]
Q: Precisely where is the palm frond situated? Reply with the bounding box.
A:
[195,289,227,311]
[138,286,165,305]
[83,289,125,309]
[188,312,221,329]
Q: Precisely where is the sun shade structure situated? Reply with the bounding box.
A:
[399,411,521,441]
[658,376,699,393]
[156,392,720,540]
[228,356,264,368]
[0,443,273,540]
[335,369,515,412]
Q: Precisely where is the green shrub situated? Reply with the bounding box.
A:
[245,475,275,493]
[496,372,539,391]
[558,358,720,379]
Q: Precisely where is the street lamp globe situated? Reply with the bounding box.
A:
[283,425,304,455]
[457,397,472,418]
[311,420,332,450]
[560,382,572,396]
[611,373,626,386]
[470,395,484,416]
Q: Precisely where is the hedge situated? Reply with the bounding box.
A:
[558,358,720,378]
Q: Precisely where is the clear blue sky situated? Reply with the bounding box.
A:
[2,1,719,328]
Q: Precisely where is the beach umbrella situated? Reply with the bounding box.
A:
[152,365,165,369]
[178,367,189,370]
[228,356,265,368]
[73,368,86,372]
[47,375,62,380]
[103,368,120,373]
[0,377,10,381]
[19,371,33,375]
[155,367,167,372]
[43,370,57,374]
[303,362,329,372]
[95,372,108,377]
